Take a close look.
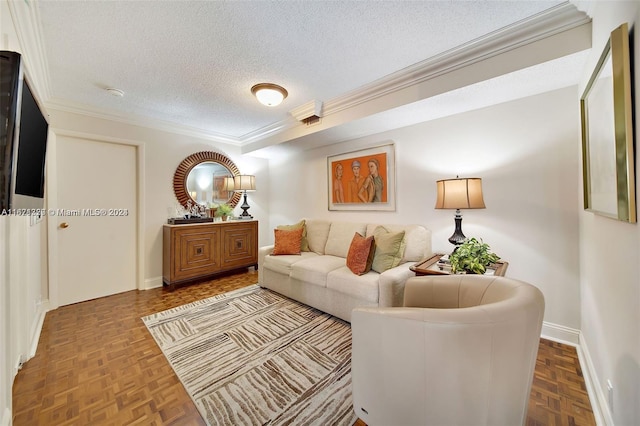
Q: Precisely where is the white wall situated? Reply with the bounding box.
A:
[268,86,581,331]
[47,109,269,290]
[0,1,49,423]
[0,200,47,426]
[0,217,9,426]
[575,1,640,425]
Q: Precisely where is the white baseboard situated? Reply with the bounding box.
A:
[143,276,163,290]
[578,335,613,426]
[541,321,580,345]
[12,353,21,381]
[542,322,611,426]
[12,300,50,378]
[29,300,50,358]
[1,408,11,426]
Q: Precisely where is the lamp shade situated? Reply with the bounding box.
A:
[435,177,485,210]
[234,175,256,192]
[222,176,235,192]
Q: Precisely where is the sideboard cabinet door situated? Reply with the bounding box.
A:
[221,221,258,270]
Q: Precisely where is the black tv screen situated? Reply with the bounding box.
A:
[15,79,48,198]
[0,50,49,210]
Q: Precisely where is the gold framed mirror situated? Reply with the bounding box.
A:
[580,22,636,223]
[173,151,241,208]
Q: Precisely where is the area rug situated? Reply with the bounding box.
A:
[142,285,357,426]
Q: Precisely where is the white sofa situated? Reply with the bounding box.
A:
[258,220,432,322]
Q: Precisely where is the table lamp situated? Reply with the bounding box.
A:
[234,175,256,219]
[435,177,485,245]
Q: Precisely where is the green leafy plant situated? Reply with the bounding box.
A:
[449,237,500,274]
[214,203,233,217]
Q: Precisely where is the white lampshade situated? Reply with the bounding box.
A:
[234,175,256,192]
[435,177,485,210]
[251,83,288,107]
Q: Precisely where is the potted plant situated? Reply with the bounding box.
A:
[448,237,500,274]
[206,202,218,218]
[214,203,233,221]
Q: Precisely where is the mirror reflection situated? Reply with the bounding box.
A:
[173,151,241,208]
[186,162,234,205]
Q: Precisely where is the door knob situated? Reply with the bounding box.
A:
[60,222,69,229]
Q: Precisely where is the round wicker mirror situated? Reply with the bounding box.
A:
[173,151,241,208]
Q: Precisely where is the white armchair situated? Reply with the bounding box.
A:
[351,275,545,426]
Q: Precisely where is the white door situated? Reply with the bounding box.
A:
[56,136,137,306]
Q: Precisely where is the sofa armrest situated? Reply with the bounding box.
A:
[378,262,415,307]
[258,245,274,285]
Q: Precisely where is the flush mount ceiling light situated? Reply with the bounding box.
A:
[251,83,288,107]
[106,88,124,97]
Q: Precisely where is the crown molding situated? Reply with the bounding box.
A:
[7,0,52,102]
[45,98,243,145]
[322,2,590,116]
[239,118,297,144]
[242,2,590,148]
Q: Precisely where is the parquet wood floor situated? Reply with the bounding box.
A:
[13,269,595,425]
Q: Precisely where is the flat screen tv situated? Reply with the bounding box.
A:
[0,50,49,211]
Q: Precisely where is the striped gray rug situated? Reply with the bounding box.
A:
[142,285,357,426]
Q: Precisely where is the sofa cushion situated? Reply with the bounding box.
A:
[305,219,332,254]
[291,255,345,287]
[327,267,379,303]
[272,228,304,255]
[264,252,318,276]
[366,224,431,262]
[325,222,368,258]
[371,227,405,273]
[277,220,309,252]
[346,232,375,275]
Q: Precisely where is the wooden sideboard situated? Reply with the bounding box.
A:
[163,220,258,289]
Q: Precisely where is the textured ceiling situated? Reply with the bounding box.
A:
[34,0,587,149]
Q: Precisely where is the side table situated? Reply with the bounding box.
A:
[410,253,509,277]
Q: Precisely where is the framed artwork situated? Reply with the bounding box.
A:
[327,143,395,211]
[580,22,636,223]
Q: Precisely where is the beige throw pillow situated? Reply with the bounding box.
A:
[371,226,406,273]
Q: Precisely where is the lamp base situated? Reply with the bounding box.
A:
[448,209,466,246]
[239,191,253,219]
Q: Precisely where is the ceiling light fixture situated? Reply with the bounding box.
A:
[106,88,124,97]
[251,83,288,107]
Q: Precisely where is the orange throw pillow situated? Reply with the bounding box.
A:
[272,227,304,255]
[346,232,375,275]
